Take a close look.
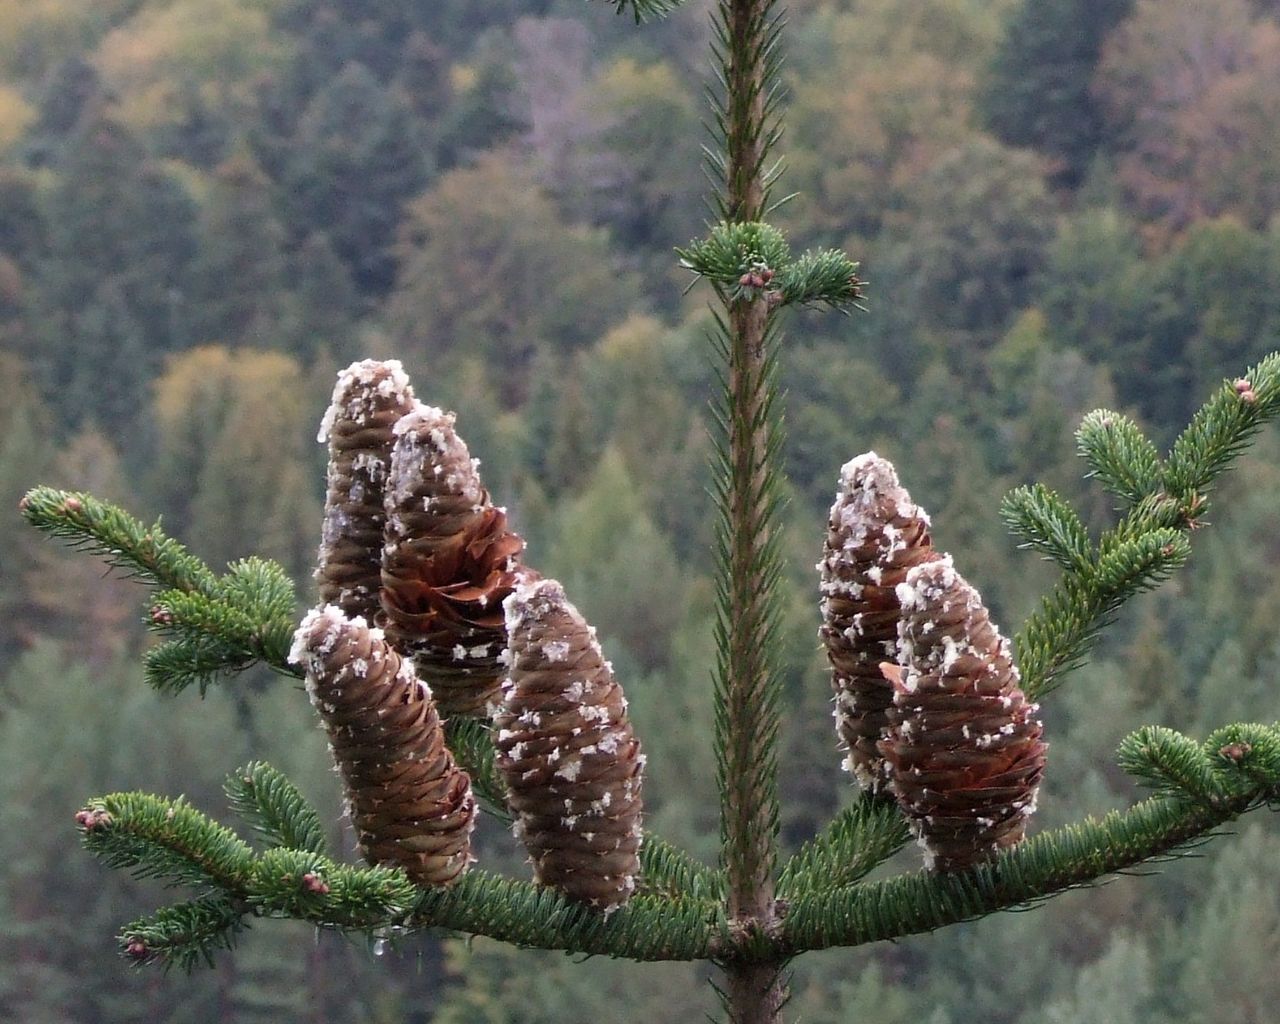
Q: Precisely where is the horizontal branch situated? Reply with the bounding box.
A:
[778,784,1277,955]
[20,487,217,595]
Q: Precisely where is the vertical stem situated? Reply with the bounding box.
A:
[714,0,786,1020]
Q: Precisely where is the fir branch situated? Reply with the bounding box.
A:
[1000,484,1093,571]
[1164,353,1280,496]
[638,836,726,901]
[1076,410,1164,506]
[593,0,689,23]
[775,248,864,311]
[443,716,511,821]
[1204,723,1280,791]
[118,897,247,972]
[78,793,256,892]
[712,312,788,899]
[19,487,217,595]
[143,560,299,693]
[1117,726,1224,804]
[143,634,258,696]
[250,849,420,929]
[225,762,328,856]
[779,773,1280,954]
[1016,530,1190,698]
[776,796,910,898]
[410,870,726,961]
[216,557,300,668]
[1010,356,1279,700]
[678,220,792,300]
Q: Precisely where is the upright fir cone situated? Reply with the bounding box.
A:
[289,606,475,886]
[381,403,530,718]
[316,360,416,622]
[819,452,940,793]
[878,557,1047,872]
[494,579,644,910]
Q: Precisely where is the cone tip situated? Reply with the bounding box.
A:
[896,554,960,613]
[837,451,898,494]
[289,604,377,669]
[503,577,568,628]
[318,360,416,442]
[392,401,455,439]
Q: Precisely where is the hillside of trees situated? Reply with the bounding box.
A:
[3,0,1280,1020]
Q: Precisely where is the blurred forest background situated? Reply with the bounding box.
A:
[2,0,1280,1020]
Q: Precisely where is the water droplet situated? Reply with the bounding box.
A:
[372,937,387,957]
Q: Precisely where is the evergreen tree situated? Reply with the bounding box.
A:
[16,3,1280,1024]
[981,0,1133,186]
[283,61,432,295]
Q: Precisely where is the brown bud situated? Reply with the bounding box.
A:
[75,808,112,831]
[316,360,417,622]
[301,872,330,894]
[290,606,476,886]
[819,453,940,793]
[879,557,1046,872]
[63,497,82,514]
[495,579,644,910]
[1218,742,1251,763]
[124,939,149,961]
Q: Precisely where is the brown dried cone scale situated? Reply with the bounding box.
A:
[819,452,940,793]
[878,557,1047,872]
[494,579,644,910]
[289,605,476,885]
[381,403,530,718]
[316,360,416,622]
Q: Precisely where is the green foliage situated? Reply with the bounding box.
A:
[980,0,1133,185]
[782,737,1280,953]
[118,897,248,972]
[1001,483,1093,571]
[7,0,1280,1020]
[1076,410,1164,505]
[20,486,218,595]
[776,797,910,898]
[596,0,690,23]
[225,762,327,857]
[80,793,256,891]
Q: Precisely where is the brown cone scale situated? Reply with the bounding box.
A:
[819,452,940,793]
[381,403,531,718]
[494,579,644,910]
[878,557,1046,872]
[316,360,416,622]
[290,606,475,886]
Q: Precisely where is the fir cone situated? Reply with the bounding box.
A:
[381,403,530,718]
[819,452,940,793]
[494,579,644,910]
[878,557,1046,872]
[290,605,475,886]
[316,360,416,622]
